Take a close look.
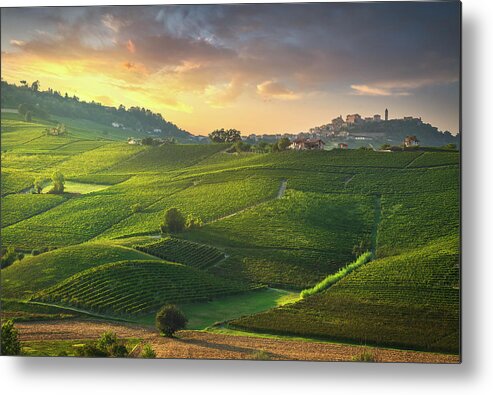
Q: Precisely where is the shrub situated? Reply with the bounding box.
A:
[97,331,117,350]
[108,343,128,358]
[1,320,21,356]
[351,349,378,362]
[31,249,41,256]
[140,344,156,358]
[50,171,65,194]
[74,332,129,358]
[155,304,188,337]
[160,208,186,233]
[24,111,32,122]
[74,343,108,357]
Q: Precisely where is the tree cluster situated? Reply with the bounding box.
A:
[208,128,242,143]
[160,208,203,234]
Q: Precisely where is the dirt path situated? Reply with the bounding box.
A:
[16,320,459,363]
[208,178,288,225]
[344,174,356,188]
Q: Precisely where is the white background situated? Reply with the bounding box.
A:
[1,0,491,394]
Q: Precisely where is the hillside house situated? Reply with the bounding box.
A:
[339,143,348,149]
[289,138,325,151]
[404,135,419,147]
[127,137,141,145]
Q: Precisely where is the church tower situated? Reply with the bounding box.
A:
[385,108,389,121]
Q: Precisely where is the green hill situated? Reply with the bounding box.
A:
[231,236,459,353]
[1,243,159,299]
[32,260,254,317]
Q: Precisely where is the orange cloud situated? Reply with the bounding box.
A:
[256,80,299,100]
[126,39,135,53]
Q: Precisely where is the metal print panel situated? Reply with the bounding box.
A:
[0,1,461,363]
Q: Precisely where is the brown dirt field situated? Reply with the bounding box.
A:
[16,319,460,363]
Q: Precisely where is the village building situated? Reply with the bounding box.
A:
[373,114,382,122]
[346,114,362,125]
[339,143,349,149]
[404,135,419,147]
[127,137,142,145]
[289,138,325,151]
[331,116,345,131]
[112,122,124,128]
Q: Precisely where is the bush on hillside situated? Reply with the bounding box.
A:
[155,304,188,337]
[1,320,21,356]
[140,344,156,358]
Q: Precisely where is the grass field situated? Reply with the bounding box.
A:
[1,115,460,358]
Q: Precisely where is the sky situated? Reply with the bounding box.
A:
[0,2,461,135]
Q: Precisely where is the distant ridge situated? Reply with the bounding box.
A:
[0,80,191,139]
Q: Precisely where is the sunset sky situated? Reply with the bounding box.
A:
[1,2,461,135]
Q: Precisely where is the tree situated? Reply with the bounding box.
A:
[0,246,19,269]
[33,179,43,194]
[233,141,251,153]
[277,137,291,151]
[209,128,242,143]
[161,208,186,233]
[24,111,32,122]
[1,320,21,355]
[50,171,65,194]
[31,80,40,92]
[155,304,188,337]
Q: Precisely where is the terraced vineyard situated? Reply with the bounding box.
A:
[0,114,460,357]
[32,260,253,316]
[231,236,459,353]
[136,238,225,269]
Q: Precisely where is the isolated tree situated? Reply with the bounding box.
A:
[155,304,188,337]
[1,320,21,356]
[24,111,32,122]
[31,80,40,92]
[50,171,65,194]
[161,208,186,233]
[33,178,43,194]
[277,137,291,151]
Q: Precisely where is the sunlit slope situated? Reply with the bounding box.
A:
[32,260,255,317]
[182,190,376,289]
[231,236,460,353]
[1,243,159,299]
